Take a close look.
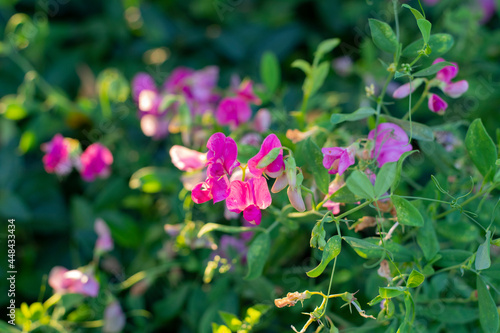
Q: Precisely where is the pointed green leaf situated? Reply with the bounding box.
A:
[413,61,454,77]
[219,311,242,331]
[307,235,342,278]
[477,276,500,333]
[368,19,398,54]
[391,150,418,193]
[374,161,397,198]
[465,119,498,181]
[407,270,425,288]
[198,223,264,238]
[402,33,454,58]
[260,51,281,94]
[416,211,440,260]
[391,195,424,227]
[291,59,311,75]
[416,19,432,45]
[330,107,376,125]
[346,170,375,200]
[343,236,384,259]
[476,231,492,271]
[402,4,424,20]
[314,38,340,67]
[245,232,270,280]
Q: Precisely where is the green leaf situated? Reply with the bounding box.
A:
[304,138,330,194]
[245,232,271,280]
[379,286,406,298]
[374,161,397,198]
[391,195,424,227]
[368,19,398,54]
[343,236,384,259]
[383,115,434,141]
[260,51,281,94]
[391,150,418,193]
[198,223,263,238]
[416,19,432,45]
[309,61,330,97]
[307,235,342,277]
[129,167,177,193]
[435,249,473,267]
[346,170,375,200]
[476,230,492,271]
[314,38,340,67]
[291,59,311,75]
[407,270,425,288]
[416,211,440,261]
[402,4,424,20]
[413,61,455,77]
[465,119,498,181]
[256,146,282,168]
[403,293,416,325]
[329,185,361,204]
[330,107,376,125]
[219,311,242,331]
[477,276,500,333]
[402,33,454,58]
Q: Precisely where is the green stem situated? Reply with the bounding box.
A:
[335,200,372,221]
[402,81,429,120]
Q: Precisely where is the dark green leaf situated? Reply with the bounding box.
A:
[402,33,454,58]
[416,211,440,261]
[307,235,342,277]
[465,119,498,181]
[476,231,492,271]
[368,19,398,54]
[330,107,376,125]
[435,249,473,267]
[245,232,271,280]
[402,4,424,20]
[391,195,424,227]
[407,270,425,288]
[413,61,454,77]
[260,51,281,94]
[346,170,375,200]
[374,161,397,198]
[343,236,384,260]
[477,276,500,333]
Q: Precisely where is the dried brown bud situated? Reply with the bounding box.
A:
[274,292,307,308]
[354,216,377,232]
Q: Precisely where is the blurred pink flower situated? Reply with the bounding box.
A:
[368,123,412,167]
[392,79,424,99]
[332,56,353,77]
[94,218,113,253]
[80,143,113,182]
[169,145,207,172]
[215,96,252,129]
[428,93,448,114]
[131,73,157,102]
[247,134,285,178]
[140,114,169,140]
[240,133,262,147]
[226,177,272,225]
[163,67,194,94]
[321,146,355,176]
[235,80,261,105]
[41,134,73,176]
[103,301,126,333]
[253,108,272,133]
[48,266,99,297]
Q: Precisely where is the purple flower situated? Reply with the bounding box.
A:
[48,266,99,297]
[103,301,126,333]
[321,147,355,176]
[428,93,448,114]
[80,143,113,182]
[94,218,113,253]
[253,108,271,133]
[247,134,285,178]
[41,134,74,176]
[215,96,252,129]
[368,123,412,167]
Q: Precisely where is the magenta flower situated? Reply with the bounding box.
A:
[215,96,252,129]
[103,301,126,333]
[225,177,272,225]
[247,134,285,178]
[192,175,230,204]
[80,143,113,182]
[428,93,448,114]
[321,146,355,176]
[253,108,271,133]
[368,123,412,167]
[235,80,261,105]
[392,79,424,99]
[48,266,99,297]
[94,218,113,253]
[163,67,194,94]
[169,145,207,172]
[41,134,73,176]
[433,58,469,99]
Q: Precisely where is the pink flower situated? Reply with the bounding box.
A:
[479,0,496,23]
[323,177,345,214]
[321,147,355,176]
[131,73,157,102]
[434,58,458,84]
[103,301,126,333]
[368,123,412,167]
[190,66,219,102]
[48,266,99,297]
[41,134,73,176]
[140,114,169,140]
[253,108,271,133]
[169,145,207,172]
[225,177,272,225]
[80,143,113,182]
[236,80,261,105]
[94,218,113,253]
[392,79,424,99]
[428,93,448,114]
[240,133,262,147]
[247,134,285,178]
[163,67,195,94]
[215,96,252,129]
[433,58,468,98]
[442,80,469,98]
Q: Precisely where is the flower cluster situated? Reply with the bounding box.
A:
[41,134,113,182]
[132,67,262,140]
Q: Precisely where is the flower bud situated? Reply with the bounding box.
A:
[285,157,297,189]
[287,186,305,212]
[271,172,288,193]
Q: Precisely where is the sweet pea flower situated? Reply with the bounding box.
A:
[247,134,285,178]
[41,134,76,176]
[392,79,424,99]
[433,58,469,98]
[131,73,157,102]
[169,145,207,172]
[48,266,99,297]
[323,176,345,214]
[215,96,252,129]
[253,108,271,133]
[80,143,113,182]
[94,218,113,253]
[428,93,448,114]
[368,123,412,167]
[321,146,355,176]
[236,80,261,105]
[225,177,272,225]
[103,301,126,333]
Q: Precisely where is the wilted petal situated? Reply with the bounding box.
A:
[287,186,305,212]
[443,80,468,98]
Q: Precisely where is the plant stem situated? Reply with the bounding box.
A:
[402,81,429,120]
